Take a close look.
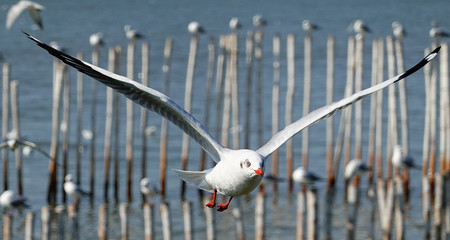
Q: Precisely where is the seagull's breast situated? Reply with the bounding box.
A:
[205,161,262,197]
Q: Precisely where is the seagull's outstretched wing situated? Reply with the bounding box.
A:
[257,47,440,158]
[6,1,44,30]
[18,140,50,159]
[25,33,225,163]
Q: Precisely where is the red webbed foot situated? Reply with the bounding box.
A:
[206,189,217,208]
[217,196,233,212]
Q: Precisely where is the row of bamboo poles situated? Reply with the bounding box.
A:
[1,29,450,239]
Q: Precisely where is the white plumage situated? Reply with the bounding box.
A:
[0,190,29,209]
[292,167,323,185]
[6,0,44,30]
[344,159,369,180]
[64,174,90,203]
[25,33,439,211]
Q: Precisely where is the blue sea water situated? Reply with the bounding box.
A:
[0,0,449,239]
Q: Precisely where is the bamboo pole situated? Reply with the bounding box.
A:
[302,34,312,170]
[297,190,306,240]
[326,36,335,187]
[25,211,34,240]
[346,184,358,240]
[394,177,405,240]
[143,203,154,240]
[199,37,215,182]
[353,35,363,161]
[215,35,227,145]
[232,199,245,240]
[61,63,70,203]
[255,191,265,240]
[286,34,295,194]
[434,174,444,238]
[243,31,254,149]
[90,48,99,197]
[103,47,116,201]
[55,205,65,239]
[3,214,12,240]
[272,34,281,194]
[160,202,172,240]
[230,33,240,150]
[439,44,449,174]
[254,31,264,147]
[386,36,398,181]
[324,187,335,240]
[367,39,378,191]
[98,203,108,240]
[126,42,135,202]
[159,38,173,201]
[429,43,438,196]
[342,36,355,195]
[221,36,232,148]
[120,203,129,240]
[41,206,51,240]
[180,35,199,198]
[113,46,123,201]
[68,204,79,240]
[376,39,385,180]
[2,63,10,191]
[10,81,23,195]
[422,48,432,240]
[182,200,192,240]
[47,60,64,204]
[307,188,318,240]
[377,179,394,240]
[76,53,83,190]
[140,42,150,203]
[203,197,215,240]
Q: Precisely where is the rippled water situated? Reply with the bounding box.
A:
[1,0,449,238]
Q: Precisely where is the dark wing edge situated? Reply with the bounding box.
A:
[257,46,440,158]
[25,32,224,162]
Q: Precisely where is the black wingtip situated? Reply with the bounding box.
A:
[397,46,440,81]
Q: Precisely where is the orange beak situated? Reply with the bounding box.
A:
[254,168,264,177]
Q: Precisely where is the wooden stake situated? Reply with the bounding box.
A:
[159,38,173,201]
[307,188,318,240]
[243,32,254,149]
[143,203,154,240]
[140,42,150,203]
[10,81,23,195]
[61,63,70,203]
[302,34,312,169]
[25,211,34,240]
[75,53,83,190]
[126,42,135,202]
[394,177,405,240]
[160,202,172,240]
[297,190,306,240]
[255,191,265,240]
[422,176,431,240]
[386,36,398,180]
[272,34,281,193]
[2,63,10,191]
[375,39,385,180]
[3,213,13,240]
[232,199,245,240]
[203,196,215,240]
[367,39,379,191]
[326,36,335,187]
[254,31,264,147]
[120,203,129,240]
[182,200,192,240]
[98,203,108,240]
[113,46,123,201]
[286,34,295,194]
[90,49,99,196]
[41,206,51,240]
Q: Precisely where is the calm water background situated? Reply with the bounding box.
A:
[0,0,449,239]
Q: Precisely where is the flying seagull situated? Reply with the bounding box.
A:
[0,138,50,159]
[25,32,439,211]
[6,0,45,30]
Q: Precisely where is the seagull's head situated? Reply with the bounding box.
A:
[232,149,265,179]
[140,178,149,188]
[65,174,73,183]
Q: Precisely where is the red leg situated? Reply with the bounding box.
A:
[206,189,217,208]
[217,196,233,212]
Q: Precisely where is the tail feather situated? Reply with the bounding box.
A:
[173,169,214,193]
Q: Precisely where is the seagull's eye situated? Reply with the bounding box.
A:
[245,159,251,168]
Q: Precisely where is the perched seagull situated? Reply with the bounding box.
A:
[252,14,267,28]
[344,158,369,181]
[124,25,143,42]
[25,32,439,211]
[392,145,420,169]
[140,178,159,203]
[292,167,323,185]
[429,21,449,41]
[302,19,319,35]
[64,174,90,204]
[348,19,371,36]
[89,32,104,48]
[6,0,44,30]
[392,21,407,39]
[0,190,30,210]
[187,21,205,35]
[0,138,50,159]
[229,17,242,31]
